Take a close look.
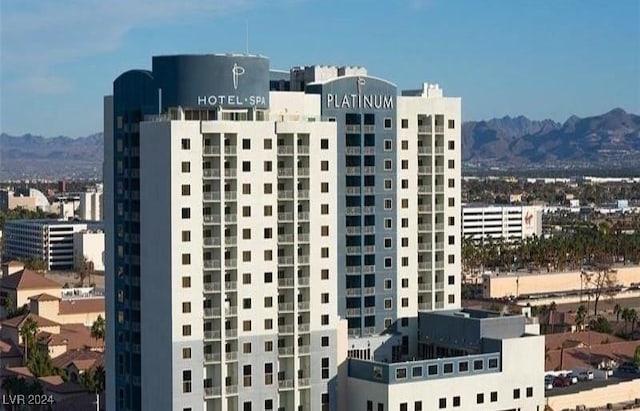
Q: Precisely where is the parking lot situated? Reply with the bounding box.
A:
[546,373,638,397]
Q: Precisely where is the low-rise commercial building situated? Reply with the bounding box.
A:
[462,204,542,243]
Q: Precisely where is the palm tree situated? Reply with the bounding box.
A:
[614,303,622,322]
[576,305,587,332]
[19,317,39,363]
[629,309,638,335]
[549,302,557,334]
[622,308,631,335]
[91,315,106,342]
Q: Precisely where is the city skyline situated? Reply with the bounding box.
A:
[1,0,639,137]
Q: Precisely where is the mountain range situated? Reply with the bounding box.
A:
[1,108,638,180]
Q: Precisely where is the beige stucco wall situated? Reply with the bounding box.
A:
[547,379,640,410]
[57,311,103,327]
[483,266,640,299]
[16,287,62,309]
[30,299,60,322]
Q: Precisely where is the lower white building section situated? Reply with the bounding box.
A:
[138,112,342,411]
[462,204,542,243]
[346,310,544,411]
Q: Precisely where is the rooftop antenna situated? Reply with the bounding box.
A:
[245,19,249,54]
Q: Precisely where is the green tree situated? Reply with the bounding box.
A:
[589,316,612,334]
[75,255,94,287]
[91,315,106,342]
[634,345,640,366]
[80,366,105,393]
[575,304,587,332]
[24,257,47,272]
[19,317,39,363]
[614,303,622,322]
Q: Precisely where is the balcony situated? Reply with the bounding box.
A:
[298,233,310,243]
[224,259,237,268]
[435,166,444,174]
[226,329,238,338]
[418,205,432,213]
[362,147,375,155]
[203,146,221,155]
[363,265,375,273]
[204,330,221,340]
[418,186,433,193]
[363,307,375,315]
[298,346,310,356]
[225,385,238,395]
[418,125,432,133]
[224,191,237,201]
[362,186,375,194]
[418,224,432,232]
[363,166,375,175]
[203,237,221,247]
[278,234,294,243]
[278,256,294,266]
[418,283,431,291]
[204,307,221,318]
[346,246,361,255]
[203,192,221,201]
[224,169,237,178]
[278,146,294,155]
[298,190,310,199]
[298,146,310,154]
[346,227,361,235]
[278,190,294,200]
[345,147,360,155]
[204,260,221,269]
[346,187,360,195]
[418,243,432,251]
[418,262,432,270]
[204,214,221,224]
[345,207,361,216]
[204,386,222,398]
[278,212,294,221]
[435,185,444,193]
[362,226,375,235]
[345,167,360,176]
[278,168,294,177]
[203,168,220,178]
[297,167,310,176]
[298,277,310,286]
[435,125,445,133]
[225,352,238,361]
[418,166,431,174]
[298,378,311,387]
[223,235,237,245]
[278,379,294,389]
[224,281,237,291]
[418,146,431,154]
[278,302,294,312]
[298,255,310,265]
[278,347,294,356]
[362,245,375,254]
[346,308,361,317]
[362,206,375,214]
[363,125,375,133]
[363,287,375,296]
[418,302,432,311]
[297,212,309,221]
[278,277,294,287]
[279,324,295,334]
[204,282,221,292]
[345,125,361,133]
[298,324,310,333]
[204,353,221,363]
[346,266,360,274]
[224,146,237,155]
[435,223,444,231]
[434,146,444,154]
[297,301,310,311]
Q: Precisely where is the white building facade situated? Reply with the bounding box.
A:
[3,219,103,270]
[104,54,542,411]
[73,230,105,271]
[462,204,542,243]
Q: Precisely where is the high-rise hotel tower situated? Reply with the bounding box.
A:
[104,54,460,411]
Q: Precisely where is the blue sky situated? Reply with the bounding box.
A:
[1,0,639,137]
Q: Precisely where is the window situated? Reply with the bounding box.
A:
[264,319,273,330]
[438,398,446,409]
[384,140,392,151]
[182,370,192,393]
[473,360,483,370]
[401,179,408,189]
[443,363,453,374]
[458,361,468,372]
[448,140,455,150]
[384,179,392,190]
[242,161,251,172]
[243,364,252,387]
[401,298,408,307]
[414,401,422,411]
[243,228,251,239]
[243,320,252,331]
[243,273,251,284]
[476,393,484,404]
[449,196,456,206]
[264,205,272,216]
[427,364,437,375]
[453,396,460,407]
[402,278,409,288]
[321,357,329,379]
[264,161,272,172]
[378,403,384,411]
[367,401,373,411]
[181,162,190,172]
[242,138,250,149]
[526,387,533,397]
[401,119,408,129]
[243,402,251,411]
[182,325,191,336]
[321,182,329,192]
[321,204,329,214]
[182,347,191,359]
[384,279,392,290]
[264,183,272,194]
[513,388,520,399]
[242,184,251,194]
[448,275,455,285]
[182,254,191,265]
[488,358,498,369]
[321,314,329,325]
[264,138,272,149]
[402,237,409,247]
[412,366,422,377]
[402,198,408,208]
[321,225,329,236]
[321,269,329,280]
[396,368,407,379]
[181,185,190,196]
[264,250,273,261]
[400,404,407,411]
[448,254,455,264]
[384,238,392,248]
[243,251,251,262]
[264,341,273,352]
[448,294,455,304]
[265,399,273,410]
[401,159,408,169]
[182,231,190,242]
[384,298,392,310]
[182,302,191,313]
[448,119,455,129]
[264,228,272,239]
[384,118,392,129]
[321,293,329,303]
[321,336,329,347]
[243,298,252,309]
[181,139,190,150]
[321,139,329,149]
[448,235,455,245]
[264,272,272,283]
[182,276,191,288]
[402,218,408,227]
[181,208,190,219]
[321,160,329,171]
[384,218,392,229]
[384,159,392,170]
[384,199,392,210]
[490,392,497,402]
[448,178,455,188]
[321,247,329,258]
[384,257,392,268]
[448,216,455,226]
[448,159,455,169]
[264,296,273,307]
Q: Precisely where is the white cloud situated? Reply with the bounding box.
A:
[18,74,73,95]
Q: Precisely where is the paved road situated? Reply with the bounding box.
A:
[546,373,639,397]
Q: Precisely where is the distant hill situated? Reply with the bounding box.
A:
[1,108,638,180]
[462,108,640,169]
